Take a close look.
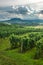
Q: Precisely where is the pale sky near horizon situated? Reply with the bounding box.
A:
[0,0,43,6]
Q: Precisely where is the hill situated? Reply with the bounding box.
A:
[0,18,43,26]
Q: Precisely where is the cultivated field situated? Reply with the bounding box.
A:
[0,24,43,65]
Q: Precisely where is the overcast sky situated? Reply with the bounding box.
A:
[0,0,43,6]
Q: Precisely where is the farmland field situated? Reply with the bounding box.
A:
[0,24,43,65]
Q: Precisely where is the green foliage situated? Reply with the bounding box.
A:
[9,36,19,49]
[20,38,29,52]
[0,24,43,65]
[34,38,43,59]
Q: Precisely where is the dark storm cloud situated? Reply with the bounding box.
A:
[7,6,28,15]
[39,10,43,14]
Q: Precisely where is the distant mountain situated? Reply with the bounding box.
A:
[7,18,43,23]
[0,18,43,26]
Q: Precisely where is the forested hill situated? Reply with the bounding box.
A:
[0,18,43,26]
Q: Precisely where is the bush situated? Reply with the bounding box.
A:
[20,37,35,53]
[9,36,20,49]
[34,38,43,59]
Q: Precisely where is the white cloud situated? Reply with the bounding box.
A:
[0,0,43,6]
[38,14,43,19]
[0,0,43,20]
[29,0,43,3]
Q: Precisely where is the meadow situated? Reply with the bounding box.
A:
[0,23,43,65]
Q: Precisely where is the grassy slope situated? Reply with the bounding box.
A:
[0,38,16,65]
[0,54,16,65]
[0,38,43,65]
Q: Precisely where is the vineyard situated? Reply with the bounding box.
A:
[0,24,43,65]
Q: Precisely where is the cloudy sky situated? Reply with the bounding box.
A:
[0,0,43,21]
[0,0,43,6]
